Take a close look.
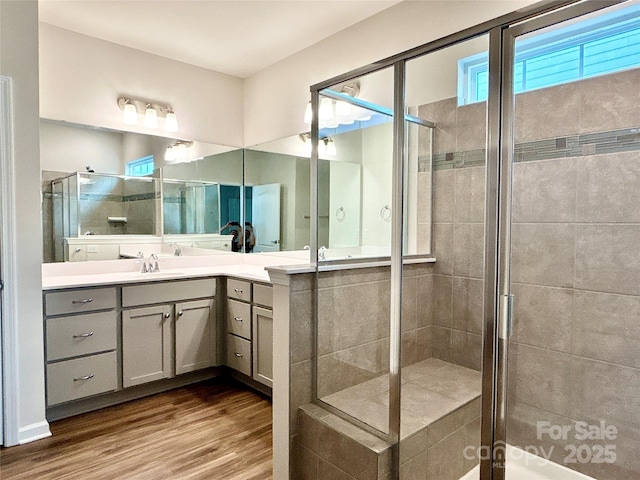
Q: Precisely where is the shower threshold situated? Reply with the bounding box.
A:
[459,445,596,480]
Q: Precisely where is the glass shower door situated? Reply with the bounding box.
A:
[501,2,640,479]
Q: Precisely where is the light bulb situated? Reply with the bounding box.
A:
[143,105,158,128]
[122,101,138,125]
[326,138,337,156]
[165,110,179,132]
[318,139,327,156]
[164,145,175,162]
[335,100,351,117]
[303,101,312,124]
[319,97,334,121]
[175,143,188,162]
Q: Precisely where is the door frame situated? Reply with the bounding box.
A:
[0,75,20,446]
[482,1,628,478]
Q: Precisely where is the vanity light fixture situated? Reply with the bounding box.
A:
[117,96,179,132]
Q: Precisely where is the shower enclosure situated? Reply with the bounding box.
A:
[303,1,640,479]
[51,172,157,261]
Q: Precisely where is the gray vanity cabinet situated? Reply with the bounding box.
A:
[175,299,217,375]
[252,306,273,388]
[122,279,217,388]
[225,279,273,388]
[44,287,118,406]
[122,304,172,387]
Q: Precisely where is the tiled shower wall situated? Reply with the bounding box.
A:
[316,264,434,398]
[418,98,486,372]
[418,67,640,478]
[507,67,640,479]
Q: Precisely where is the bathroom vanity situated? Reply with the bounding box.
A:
[41,254,289,420]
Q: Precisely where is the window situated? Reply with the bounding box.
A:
[458,3,640,105]
[126,155,154,176]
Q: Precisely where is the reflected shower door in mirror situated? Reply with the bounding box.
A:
[51,172,158,262]
[315,82,434,262]
[314,66,397,438]
[41,118,242,262]
[161,148,243,252]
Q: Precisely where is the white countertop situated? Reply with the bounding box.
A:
[42,250,436,290]
[42,252,311,290]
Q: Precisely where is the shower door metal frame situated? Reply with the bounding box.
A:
[309,1,625,478]
[488,1,628,479]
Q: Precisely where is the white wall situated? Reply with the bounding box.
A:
[39,23,244,148]
[0,0,50,444]
[40,120,124,174]
[244,0,538,146]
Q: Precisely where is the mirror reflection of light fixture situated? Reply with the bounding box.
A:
[302,133,337,158]
[164,140,193,163]
[117,96,179,132]
[325,138,336,156]
[299,132,312,156]
[319,97,334,121]
[303,101,312,124]
[335,100,351,116]
[304,82,360,124]
[143,104,159,128]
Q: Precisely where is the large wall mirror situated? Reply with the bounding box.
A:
[42,116,432,263]
[41,119,241,262]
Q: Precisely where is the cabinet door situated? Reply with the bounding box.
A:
[175,298,217,375]
[252,306,273,388]
[123,304,172,387]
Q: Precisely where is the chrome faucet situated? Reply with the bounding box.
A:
[318,246,327,261]
[149,253,159,272]
[140,255,149,273]
[169,242,182,256]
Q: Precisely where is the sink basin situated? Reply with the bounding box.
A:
[131,271,185,279]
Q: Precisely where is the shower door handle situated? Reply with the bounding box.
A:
[499,294,514,340]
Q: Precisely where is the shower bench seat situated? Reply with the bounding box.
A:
[297,358,481,480]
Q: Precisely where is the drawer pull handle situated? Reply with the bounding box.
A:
[72,332,94,339]
[72,298,93,305]
[234,316,243,322]
[234,352,243,358]
[164,313,171,319]
[234,288,243,294]
[177,310,184,317]
[73,374,94,381]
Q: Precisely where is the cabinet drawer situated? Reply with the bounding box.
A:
[45,287,116,316]
[122,278,216,307]
[226,334,251,376]
[46,311,117,362]
[227,279,251,302]
[47,351,118,406]
[253,283,273,309]
[227,299,251,340]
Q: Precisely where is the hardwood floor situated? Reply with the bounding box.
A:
[0,379,273,480]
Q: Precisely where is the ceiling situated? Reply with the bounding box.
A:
[38,0,403,78]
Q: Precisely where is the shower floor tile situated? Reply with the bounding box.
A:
[321,358,481,439]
